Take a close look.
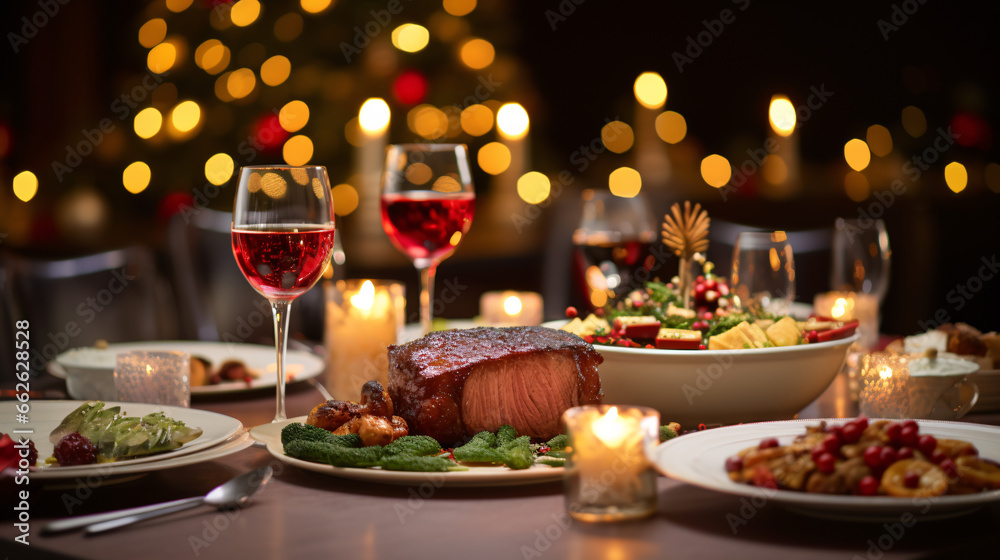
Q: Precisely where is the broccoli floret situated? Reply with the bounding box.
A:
[453,428,533,469]
[378,455,467,472]
[496,425,517,446]
[544,434,568,452]
[285,439,382,467]
[382,435,442,457]
[500,435,533,470]
[453,431,503,463]
[659,424,679,442]
[280,423,361,448]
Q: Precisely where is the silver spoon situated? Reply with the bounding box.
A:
[42,466,273,535]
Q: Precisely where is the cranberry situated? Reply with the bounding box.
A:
[939,459,958,479]
[698,344,707,350]
[854,416,869,431]
[25,439,37,467]
[697,275,705,283]
[821,434,842,455]
[758,437,779,450]
[903,471,921,489]
[828,426,845,443]
[53,433,97,466]
[811,445,826,462]
[858,475,880,496]
[930,449,946,464]
[879,446,898,468]
[807,330,819,343]
[565,306,578,319]
[752,467,777,489]
[897,447,915,461]
[900,425,919,447]
[917,435,937,457]
[695,284,706,296]
[886,422,903,446]
[901,419,918,432]
[815,452,836,474]
[863,446,883,469]
[645,344,655,349]
[725,456,743,473]
[705,279,717,290]
[842,422,864,444]
[703,312,713,321]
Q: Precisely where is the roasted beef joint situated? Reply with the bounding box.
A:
[387,326,603,445]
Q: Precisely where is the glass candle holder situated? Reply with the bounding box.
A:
[114,351,191,407]
[562,404,660,522]
[324,279,405,401]
[479,291,543,326]
[858,352,910,418]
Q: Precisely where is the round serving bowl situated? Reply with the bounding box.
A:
[542,321,857,427]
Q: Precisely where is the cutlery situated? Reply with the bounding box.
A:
[42,466,272,535]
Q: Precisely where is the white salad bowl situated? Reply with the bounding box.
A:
[542,321,857,427]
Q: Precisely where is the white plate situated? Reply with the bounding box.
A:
[250,417,565,487]
[2,401,245,479]
[48,341,325,397]
[653,418,1000,521]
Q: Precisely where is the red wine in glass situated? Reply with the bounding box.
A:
[232,225,336,301]
[380,191,475,262]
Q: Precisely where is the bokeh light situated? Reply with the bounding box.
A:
[165,0,193,12]
[205,153,235,186]
[459,38,495,69]
[392,24,430,53]
[411,105,447,139]
[601,121,634,154]
[443,0,477,16]
[274,12,304,41]
[986,163,1000,193]
[230,0,261,27]
[609,167,642,198]
[123,162,151,194]
[300,0,333,14]
[768,95,796,136]
[460,104,494,136]
[279,100,310,133]
[700,155,732,188]
[517,172,551,204]
[944,162,967,193]
[655,111,686,144]
[147,42,177,74]
[902,106,927,137]
[170,101,201,133]
[844,139,871,171]
[478,142,511,175]
[844,170,870,201]
[496,103,529,139]
[633,72,667,109]
[138,19,167,48]
[359,98,391,133]
[866,124,893,157]
[331,183,359,215]
[283,135,314,165]
[227,68,257,99]
[260,55,291,86]
[133,107,163,139]
[12,171,38,202]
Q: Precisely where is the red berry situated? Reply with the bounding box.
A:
[940,459,958,479]
[854,416,869,431]
[879,446,898,468]
[697,275,705,283]
[810,445,826,461]
[822,434,842,454]
[695,284,706,295]
[807,331,818,343]
[53,433,97,466]
[901,419,918,432]
[863,446,883,469]
[858,475,879,496]
[828,426,845,442]
[705,279,717,290]
[903,471,920,489]
[645,344,655,349]
[897,447,915,461]
[565,306,578,318]
[698,344,707,350]
[900,425,919,447]
[703,312,713,320]
[917,435,937,456]
[725,456,743,473]
[758,437,779,450]
[594,308,605,317]
[842,422,863,444]
[815,452,836,474]
[930,449,946,464]
[751,467,777,489]
[886,422,903,445]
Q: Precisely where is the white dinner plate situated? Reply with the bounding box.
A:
[2,400,246,479]
[653,418,1000,521]
[251,417,565,487]
[48,341,325,397]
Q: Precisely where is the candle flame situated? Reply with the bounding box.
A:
[878,366,893,380]
[146,364,153,375]
[769,95,796,137]
[503,295,523,316]
[593,406,629,447]
[350,280,376,311]
[358,98,390,134]
[832,297,848,319]
[496,103,529,139]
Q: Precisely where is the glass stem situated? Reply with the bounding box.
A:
[419,263,438,335]
[270,300,292,422]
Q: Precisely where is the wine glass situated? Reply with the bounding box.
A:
[730,231,795,315]
[380,144,475,334]
[571,189,657,309]
[231,165,335,422]
[831,218,891,304]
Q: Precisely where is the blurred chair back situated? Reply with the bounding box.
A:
[1,246,177,378]
[166,209,324,345]
[707,219,832,306]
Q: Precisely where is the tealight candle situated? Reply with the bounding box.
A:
[324,279,404,400]
[813,291,879,350]
[562,404,660,522]
[479,291,543,326]
[114,350,191,407]
[858,352,910,418]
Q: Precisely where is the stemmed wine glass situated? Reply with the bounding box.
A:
[380,144,475,334]
[730,231,796,315]
[232,165,335,422]
[831,218,891,304]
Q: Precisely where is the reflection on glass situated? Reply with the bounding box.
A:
[831,218,891,305]
[731,231,795,315]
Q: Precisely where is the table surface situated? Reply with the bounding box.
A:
[4,374,1000,560]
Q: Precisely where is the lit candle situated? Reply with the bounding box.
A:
[479,291,543,326]
[488,103,530,223]
[762,94,800,197]
[324,279,405,401]
[355,98,391,252]
[858,352,910,418]
[813,290,879,349]
[562,404,660,522]
[633,72,671,185]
